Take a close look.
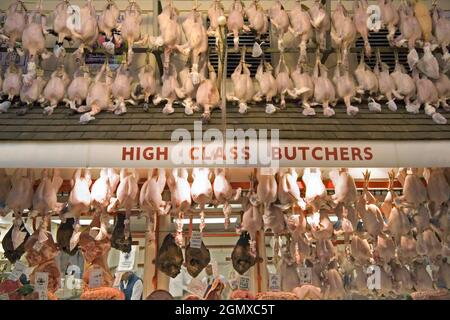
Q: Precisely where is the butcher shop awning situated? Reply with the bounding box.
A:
[0,103,449,168]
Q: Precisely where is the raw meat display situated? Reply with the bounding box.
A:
[185,239,211,278]
[231,232,262,275]
[156,233,184,278]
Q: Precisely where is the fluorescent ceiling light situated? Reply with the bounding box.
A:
[52,219,114,226]
[176,218,238,224]
[306,215,338,224]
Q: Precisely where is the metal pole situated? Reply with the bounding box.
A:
[218,22,227,137]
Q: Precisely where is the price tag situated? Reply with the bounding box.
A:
[8,261,27,281]
[186,278,207,298]
[298,267,312,285]
[268,274,281,291]
[190,232,202,249]
[89,268,103,289]
[238,276,250,291]
[117,246,137,272]
[34,272,48,300]
[228,278,238,290]
[33,241,43,252]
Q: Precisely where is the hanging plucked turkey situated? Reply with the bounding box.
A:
[56,217,78,255]
[231,232,262,275]
[185,239,211,278]
[156,233,184,278]
[110,213,132,253]
[1,220,30,263]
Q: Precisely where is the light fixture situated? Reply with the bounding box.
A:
[52,219,114,226]
[174,217,238,224]
[306,215,338,225]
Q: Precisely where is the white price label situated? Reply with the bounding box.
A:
[190,231,202,249]
[33,241,43,252]
[268,274,281,291]
[37,289,48,300]
[34,272,49,300]
[8,261,27,281]
[298,267,312,285]
[89,268,103,289]
[238,276,250,291]
[186,278,208,298]
[117,246,137,272]
[228,278,238,290]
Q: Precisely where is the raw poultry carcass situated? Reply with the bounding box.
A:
[18,69,46,115]
[111,62,135,115]
[231,232,262,275]
[277,168,305,213]
[390,261,414,295]
[312,54,336,117]
[196,62,220,123]
[356,171,385,239]
[263,204,287,264]
[275,54,296,110]
[373,233,396,266]
[374,50,400,112]
[412,261,434,291]
[351,234,372,265]
[67,169,91,249]
[332,56,359,116]
[423,168,450,212]
[5,169,34,217]
[398,235,418,264]
[240,183,263,254]
[412,204,431,234]
[167,168,192,246]
[177,6,208,84]
[110,169,139,241]
[416,43,440,80]
[175,60,199,115]
[22,0,50,63]
[433,72,450,111]
[0,64,22,113]
[269,0,290,52]
[434,258,450,289]
[316,239,336,266]
[64,65,92,111]
[228,0,248,50]
[67,0,98,60]
[416,229,442,261]
[413,0,433,44]
[376,266,395,297]
[292,285,323,300]
[390,50,417,113]
[98,0,120,55]
[412,70,447,124]
[350,64,375,97]
[191,168,213,232]
[227,49,255,114]
[32,169,63,218]
[156,62,179,115]
[378,0,399,45]
[387,205,411,244]
[279,253,300,292]
[51,0,75,58]
[245,0,268,55]
[139,169,169,242]
[290,58,315,116]
[308,0,331,51]
[399,168,428,207]
[256,168,277,217]
[121,1,146,65]
[213,168,241,229]
[329,168,357,207]
[77,62,115,124]
[353,0,371,58]
[42,64,70,115]
[331,1,356,64]
[310,210,334,241]
[432,3,450,62]
[207,0,225,41]
[289,0,312,63]
[302,168,327,212]
[0,0,26,54]
[153,1,182,71]
[185,239,211,278]
[381,170,397,219]
[253,60,278,114]
[395,1,422,68]
[1,216,30,263]
[350,264,371,296]
[324,266,346,300]
[24,223,61,293]
[133,55,157,110]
